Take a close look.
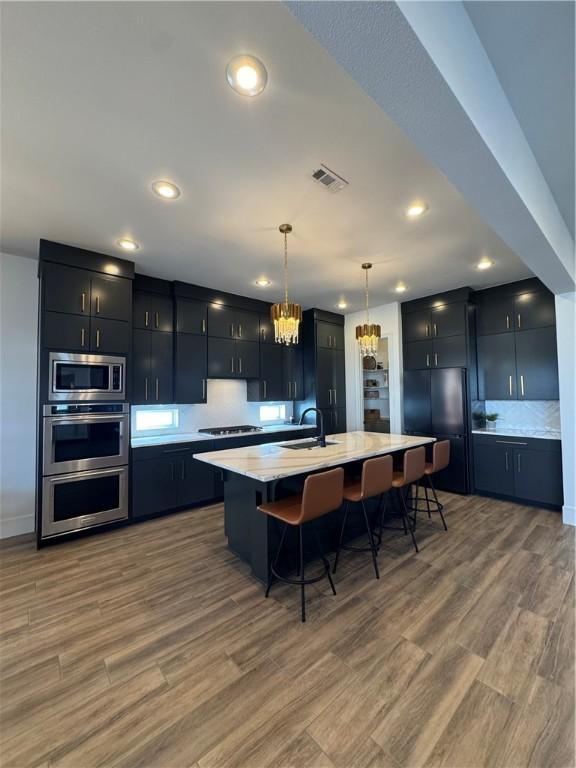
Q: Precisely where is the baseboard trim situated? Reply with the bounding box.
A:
[0,515,35,539]
[562,505,576,527]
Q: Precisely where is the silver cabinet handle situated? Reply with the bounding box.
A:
[155,312,159,329]
[95,329,101,348]
[155,378,159,401]
[145,377,148,401]
[144,310,149,328]
[328,389,332,405]
[433,323,438,336]
[80,328,85,348]
[293,382,297,399]
[181,460,186,481]
[230,357,235,373]
[263,380,267,399]
[238,324,242,338]
[505,452,509,471]
[333,389,337,406]
[81,292,86,313]
[517,313,521,329]
[434,353,438,367]
[287,381,292,399]
[508,375,513,396]
[506,314,510,330]
[201,319,206,334]
[425,324,430,337]
[202,379,206,399]
[496,440,527,445]
[520,374,525,397]
[95,295,100,314]
[517,454,521,473]
[230,323,235,338]
[238,357,242,374]
[426,354,430,367]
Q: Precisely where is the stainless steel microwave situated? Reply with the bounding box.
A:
[49,352,125,401]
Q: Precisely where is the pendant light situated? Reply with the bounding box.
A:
[355,263,381,357]
[271,223,302,345]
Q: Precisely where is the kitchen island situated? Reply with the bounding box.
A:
[194,431,435,582]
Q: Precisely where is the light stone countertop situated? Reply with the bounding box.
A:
[472,427,561,441]
[131,423,316,448]
[193,431,436,483]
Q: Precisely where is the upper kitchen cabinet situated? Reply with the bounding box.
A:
[476,294,515,335]
[430,302,467,338]
[175,334,207,404]
[259,313,275,345]
[475,279,555,335]
[207,338,259,379]
[90,274,132,322]
[42,263,131,323]
[247,344,283,401]
[402,300,466,342]
[316,321,344,350]
[477,333,517,400]
[403,335,467,370]
[133,292,173,332]
[514,291,555,331]
[283,346,304,401]
[515,327,559,400]
[175,298,207,335]
[132,329,173,405]
[207,304,259,341]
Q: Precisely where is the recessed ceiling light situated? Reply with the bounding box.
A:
[255,278,271,287]
[337,300,348,309]
[116,238,139,252]
[226,55,267,97]
[151,180,181,200]
[476,258,494,270]
[406,202,428,218]
[395,282,407,293]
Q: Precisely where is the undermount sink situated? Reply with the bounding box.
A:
[281,440,339,450]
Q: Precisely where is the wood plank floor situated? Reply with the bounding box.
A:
[0,493,574,768]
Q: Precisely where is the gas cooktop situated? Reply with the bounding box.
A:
[198,425,264,436]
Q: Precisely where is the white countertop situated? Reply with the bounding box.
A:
[131,423,316,448]
[194,431,436,483]
[472,427,561,441]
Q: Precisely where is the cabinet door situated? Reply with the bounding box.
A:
[515,291,555,331]
[90,275,132,322]
[476,296,515,335]
[515,327,559,400]
[132,330,151,405]
[402,310,431,343]
[90,318,130,355]
[208,338,236,378]
[149,331,173,403]
[179,453,216,507]
[236,340,259,379]
[259,344,283,400]
[235,309,260,342]
[133,292,152,330]
[431,302,466,338]
[150,295,173,333]
[175,334,207,403]
[317,348,335,407]
[283,347,304,400]
[317,321,344,350]
[432,335,467,368]
[43,312,90,352]
[43,263,91,316]
[514,449,563,506]
[473,443,514,496]
[207,304,236,339]
[332,349,345,408]
[132,457,177,518]
[403,370,431,433]
[403,340,433,370]
[176,299,207,335]
[332,408,347,433]
[477,333,517,400]
[259,314,275,344]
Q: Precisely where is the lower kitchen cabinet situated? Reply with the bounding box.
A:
[320,408,346,434]
[473,434,563,507]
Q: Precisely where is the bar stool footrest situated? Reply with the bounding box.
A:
[270,559,331,588]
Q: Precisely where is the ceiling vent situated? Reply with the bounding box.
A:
[311,164,349,193]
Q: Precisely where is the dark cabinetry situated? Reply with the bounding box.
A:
[132,330,173,405]
[283,346,304,400]
[473,434,563,507]
[208,338,259,379]
[317,321,344,350]
[476,287,555,335]
[402,302,466,342]
[174,297,207,404]
[477,333,517,400]
[176,298,207,335]
[515,327,559,400]
[403,336,467,370]
[316,348,345,408]
[133,292,173,332]
[208,305,259,342]
[259,314,275,344]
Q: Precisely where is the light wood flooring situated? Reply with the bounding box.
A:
[0,493,574,768]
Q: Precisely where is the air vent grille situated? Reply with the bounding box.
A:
[311,164,349,193]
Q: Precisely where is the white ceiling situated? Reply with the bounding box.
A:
[1,1,532,312]
[465,0,575,240]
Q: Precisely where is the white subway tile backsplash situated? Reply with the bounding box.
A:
[485,400,560,431]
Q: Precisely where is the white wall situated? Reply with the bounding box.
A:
[344,302,403,433]
[555,293,576,526]
[0,253,38,538]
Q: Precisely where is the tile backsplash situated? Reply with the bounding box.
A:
[132,379,293,434]
[484,400,560,431]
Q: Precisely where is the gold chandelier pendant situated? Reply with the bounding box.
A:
[355,263,381,357]
[271,224,302,345]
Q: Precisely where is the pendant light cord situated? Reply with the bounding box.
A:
[365,267,370,325]
[284,230,289,308]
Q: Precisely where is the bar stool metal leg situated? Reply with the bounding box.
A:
[429,475,448,531]
[299,526,306,622]
[361,500,380,579]
[400,486,419,554]
[333,501,350,575]
[266,522,288,598]
[313,529,337,596]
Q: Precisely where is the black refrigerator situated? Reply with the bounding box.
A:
[403,367,470,494]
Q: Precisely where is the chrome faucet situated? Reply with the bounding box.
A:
[299,407,326,447]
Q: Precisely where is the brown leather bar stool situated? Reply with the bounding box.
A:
[333,455,393,580]
[386,446,425,554]
[258,467,344,622]
[417,440,449,531]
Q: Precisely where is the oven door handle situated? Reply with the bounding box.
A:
[46,414,129,424]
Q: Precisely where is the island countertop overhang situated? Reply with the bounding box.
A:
[193,431,436,483]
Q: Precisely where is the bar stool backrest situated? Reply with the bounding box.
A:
[361,455,393,499]
[401,446,426,485]
[300,467,344,524]
[431,440,451,473]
